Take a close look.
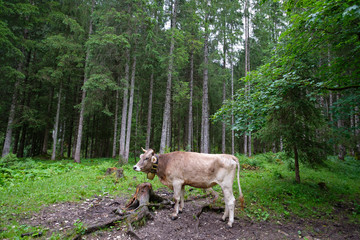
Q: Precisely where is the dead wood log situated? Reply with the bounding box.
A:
[70,182,170,240]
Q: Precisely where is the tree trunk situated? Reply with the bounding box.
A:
[337,93,346,160]
[166,101,172,150]
[294,144,300,183]
[112,76,121,158]
[119,49,130,161]
[51,82,62,160]
[244,0,251,157]
[187,49,194,151]
[231,63,235,155]
[60,121,65,158]
[74,0,94,163]
[355,106,360,153]
[124,53,137,162]
[12,128,20,154]
[248,132,252,157]
[134,89,140,161]
[42,89,54,155]
[2,79,20,157]
[70,89,78,158]
[222,37,226,154]
[2,24,30,157]
[201,9,210,154]
[244,135,248,156]
[17,124,28,158]
[146,72,154,149]
[160,0,177,154]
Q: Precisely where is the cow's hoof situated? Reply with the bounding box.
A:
[220,216,227,222]
[227,222,233,228]
[171,215,178,220]
[179,209,183,214]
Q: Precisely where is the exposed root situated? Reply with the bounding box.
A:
[126,223,142,240]
[194,204,225,232]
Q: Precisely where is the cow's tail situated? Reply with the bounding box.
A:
[235,156,245,210]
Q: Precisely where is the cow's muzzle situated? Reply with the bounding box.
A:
[133,165,140,171]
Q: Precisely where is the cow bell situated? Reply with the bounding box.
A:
[147,172,155,180]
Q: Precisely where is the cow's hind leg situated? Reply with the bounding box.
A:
[222,186,235,228]
[221,194,229,222]
[171,181,183,220]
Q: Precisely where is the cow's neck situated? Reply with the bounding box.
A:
[155,153,170,181]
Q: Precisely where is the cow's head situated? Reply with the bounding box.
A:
[133,148,157,173]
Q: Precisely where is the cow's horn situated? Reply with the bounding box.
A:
[141,147,146,153]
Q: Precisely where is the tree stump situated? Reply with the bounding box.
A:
[70,182,170,240]
[105,167,124,179]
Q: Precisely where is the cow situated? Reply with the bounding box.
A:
[133,148,244,228]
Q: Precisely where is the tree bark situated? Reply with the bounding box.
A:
[119,49,130,161]
[187,49,194,151]
[70,84,80,158]
[166,101,172,150]
[337,93,346,160]
[2,23,30,157]
[74,0,94,163]
[146,72,154,149]
[60,121,66,158]
[124,53,137,162]
[2,79,20,157]
[51,82,62,160]
[355,106,360,153]
[294,144,300,183]
[231,63,235,155]
[112,76,121,158]
[12,128,20,154]
[201,7,210,154]
[42,89,54,155]
[222,33,227,154]
[17,123,28,158]
[244,0,251,157]
[160,0,177,153]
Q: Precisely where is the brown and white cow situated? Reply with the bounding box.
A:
[133,148,244,227]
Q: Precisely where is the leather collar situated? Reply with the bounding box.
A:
[150,154,159,173]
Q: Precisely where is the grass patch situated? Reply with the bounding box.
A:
[1,153,359,238]
[235,154,360,223]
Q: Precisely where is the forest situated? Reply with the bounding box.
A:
[1,0,360,238]
[1,0,359,172]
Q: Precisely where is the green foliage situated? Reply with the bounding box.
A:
[73,219,86,235]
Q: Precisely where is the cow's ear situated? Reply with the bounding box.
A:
[151,156,157,163]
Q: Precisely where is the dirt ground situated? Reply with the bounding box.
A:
[21,187,359,240]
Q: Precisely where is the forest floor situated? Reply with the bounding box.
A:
[21,187,360,240]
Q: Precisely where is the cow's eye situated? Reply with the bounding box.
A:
[145,158,149,161]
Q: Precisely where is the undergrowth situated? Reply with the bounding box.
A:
[0,153,359,239]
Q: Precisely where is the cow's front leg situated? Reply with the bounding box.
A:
[171,182,182,220]
[179,185,185,213]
